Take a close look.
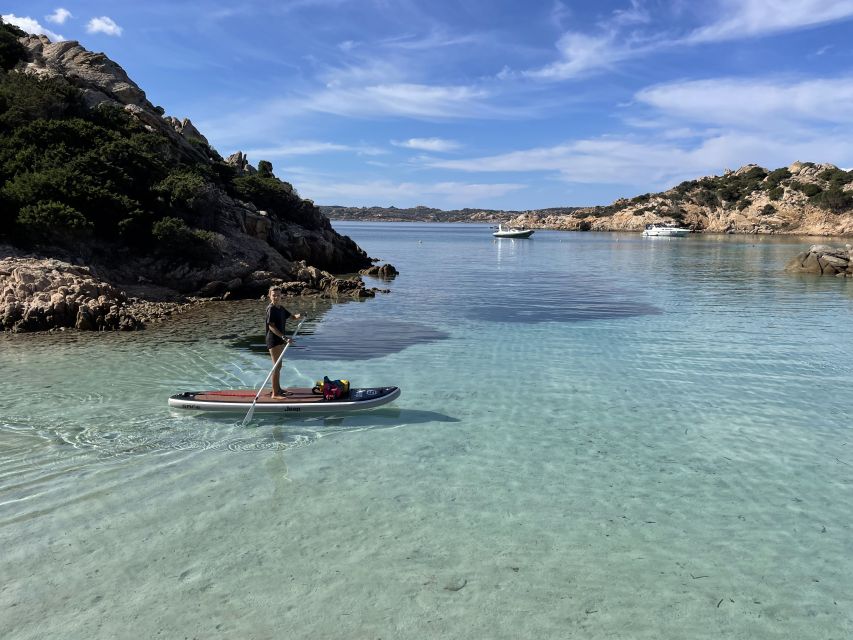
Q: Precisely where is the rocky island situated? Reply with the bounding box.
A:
[0,20,385,332]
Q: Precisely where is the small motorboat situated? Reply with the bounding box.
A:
[493,224,534,238]
[168,386,401,414]
[642,223,690,237]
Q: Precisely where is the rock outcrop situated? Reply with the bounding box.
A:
[0,251,379,332]
[16,35,210,164]
[785,244,853,277]
[359,264,399,279]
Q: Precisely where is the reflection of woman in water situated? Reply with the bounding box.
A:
[265,286,302,398]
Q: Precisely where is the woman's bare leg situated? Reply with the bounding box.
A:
[269,344,284,397]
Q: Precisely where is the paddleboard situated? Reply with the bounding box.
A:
[168,386,400,414]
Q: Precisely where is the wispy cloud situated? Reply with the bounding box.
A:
[392,138,461,152]
[377,29,483,51]
[425,130,853,191]
[524,0,853,82]
[548,1,572,30]
[295,178,526,206]
[636,77,853,127]
[521,1,666,81]
[298,83,499,119]
[86,16,123,36]
[45,8,72,25]
[524,31,629,80]
[424,72,853,191]
[608,0,650,28]
[686,0,853,43]
[243,141,387,158]
[2,13,64,41]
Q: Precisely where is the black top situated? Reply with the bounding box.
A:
[265,304,291,347]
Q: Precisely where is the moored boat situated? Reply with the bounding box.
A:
[493,224,535,238]
[642,223,690,237]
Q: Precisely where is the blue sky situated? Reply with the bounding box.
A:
[4,1,853,209]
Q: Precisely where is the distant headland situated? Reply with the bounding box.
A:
[324,162,853,237]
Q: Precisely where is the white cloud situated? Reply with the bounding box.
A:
[524,31,629,80]
[524,0,853,82]
[45,8,72,24]
[86,16,123,37]
[299,83,498,119]
[377,29,482,51]
[424,127,853,191]
[687,0,853,43]
[2,13,64,41]
[608,0,650,28]
[295,178,525,206]
[549,1,572,30]
[392,138,460,152]
[243,141,386,157]
[636,77,853,127]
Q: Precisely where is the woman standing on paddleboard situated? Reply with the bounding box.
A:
[265,286,302,399]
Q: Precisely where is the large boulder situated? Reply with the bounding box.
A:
[785,244,852,277]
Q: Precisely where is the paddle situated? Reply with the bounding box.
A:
[241,316,307,426]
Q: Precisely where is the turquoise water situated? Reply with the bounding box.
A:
[2,222,852,639]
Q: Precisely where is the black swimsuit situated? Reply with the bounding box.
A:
[265,304,291,348]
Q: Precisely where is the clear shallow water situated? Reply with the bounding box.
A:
[2,222,852,639]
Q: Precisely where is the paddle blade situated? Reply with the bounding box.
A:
[241,403,256,427]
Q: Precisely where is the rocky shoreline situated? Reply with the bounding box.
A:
[0,251,397,333]
[328,163,853,237]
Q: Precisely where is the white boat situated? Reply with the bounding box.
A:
[642,223,691,237]
[493,224,534,238]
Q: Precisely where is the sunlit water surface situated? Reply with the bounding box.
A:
[2,223,852,639]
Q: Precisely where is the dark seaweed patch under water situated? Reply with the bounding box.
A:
[464,271,662,323]
[232,319,449,360]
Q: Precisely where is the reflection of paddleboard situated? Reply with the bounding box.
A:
[168,386,401,414]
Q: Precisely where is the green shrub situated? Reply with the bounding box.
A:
[790,181,822,197]
[16,200,92,245]
[817,167,853,189]
[810,188,853,213]
[761,204,776,216]
[229,173,310,222]
[736,198,752,211]
[257,160,273,178]
[672,180,696,196]
[768,186,784,201]
[764,167,791,189]
[0,73,83,131]
[741,167,768,181]
[694,188,719,207]
[0,20,26,71]
[156,169,207,209]
[151,216,218,263]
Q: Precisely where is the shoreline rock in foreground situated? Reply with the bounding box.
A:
[785,244,853,277]
[0,253,385,332]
